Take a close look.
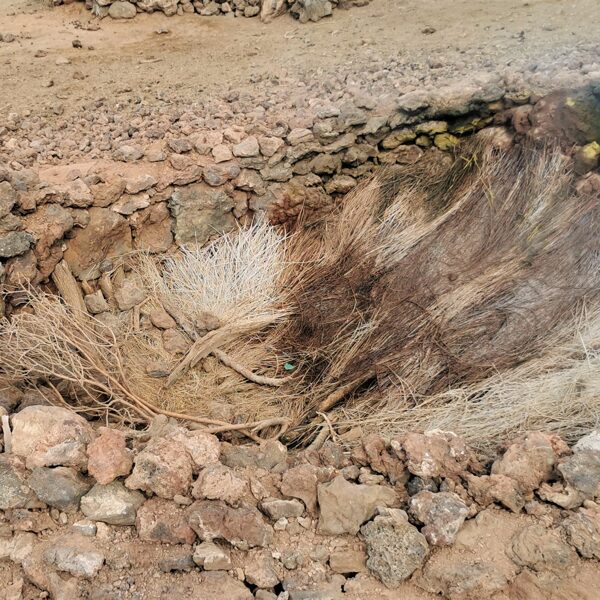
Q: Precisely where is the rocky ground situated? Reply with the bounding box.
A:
[1,1,600,598]
[1,399,600,599]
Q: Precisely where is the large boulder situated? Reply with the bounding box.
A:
[11,406,94,470]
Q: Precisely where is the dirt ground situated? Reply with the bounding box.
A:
[1,0,599,118]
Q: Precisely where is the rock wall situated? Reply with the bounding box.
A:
[54,0,367,22]
[0,82,599,309]
[0,400,600,598]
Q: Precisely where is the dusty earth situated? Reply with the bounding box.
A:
[1,0,600,119]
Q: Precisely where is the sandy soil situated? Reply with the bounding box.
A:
[1,0,599,118]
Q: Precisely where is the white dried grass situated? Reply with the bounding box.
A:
[141,219,288,327]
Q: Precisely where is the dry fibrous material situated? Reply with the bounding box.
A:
[2,141,600,451]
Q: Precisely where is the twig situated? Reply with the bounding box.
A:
[162,300,198,341]
[316,411,338,442]
[317,372,374,412]
[307,422,329,451]
[165,327,236,388]
[212,349,288,387]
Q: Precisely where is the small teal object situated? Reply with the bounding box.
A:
[284,362,295,371]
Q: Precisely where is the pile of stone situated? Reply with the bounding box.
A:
[0,397,599,598]
[1,82,598,306]
[55,0,368,22]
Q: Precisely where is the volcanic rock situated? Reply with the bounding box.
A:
[81,481,145,525]
[11,406,94,470]
[360,509,429,587]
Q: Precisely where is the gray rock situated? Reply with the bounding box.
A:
[0,456,36,510]
[317,476,398,535]
[0,231,33,258]
[574,431,600,453]
[360,510,429,587]
[558,450,600,499]
[409,491,469,546]
[81,481,145,525]
[28,467,91,513]
[44,535,105,578]
[108,1,137,19]
[169,183,236,246]
[193,541,232,570]
[202,162,241,187]
[290,0,332,23]
[232,136,260,158]
[260,498,305,520]
[113,144,144,161]
[168,138,192,154]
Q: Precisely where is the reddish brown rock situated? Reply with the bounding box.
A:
[391,430,479,480]
[11,406,94,470]
[63,207,132,280]
[187,500,273,549]
[136,497,196,544]
[87,428,133,485]
[130,203,173,253]
[492,432,570,494]
[409,491,469,546]
[192,464,247,506]
[280,463,319,514]
[465,473,525,513]
[126,437,194,499]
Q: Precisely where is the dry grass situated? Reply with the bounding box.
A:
[2,140,600,452]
